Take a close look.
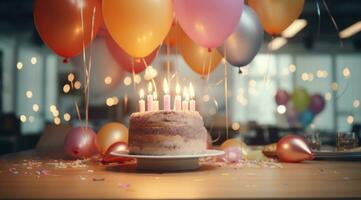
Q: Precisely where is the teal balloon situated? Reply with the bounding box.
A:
[299,110,314,127]
[292,88,310,112]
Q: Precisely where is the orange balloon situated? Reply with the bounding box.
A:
[164,22,182,47]
[178,29,222,77]
[248,0,305,35]
[34,0,101,58]
[96,123,128,155]
[102,0,173,57]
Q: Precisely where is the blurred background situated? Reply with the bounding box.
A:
[1,0,361,154]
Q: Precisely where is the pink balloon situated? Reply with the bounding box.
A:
[174,0,244,49]
[309,94,325,114]
[64,127,98,159]
[105,32,158,74]
[275,90,290,105]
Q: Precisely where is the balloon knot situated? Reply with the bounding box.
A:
[238,67,243,74]
[63,58,69,64]
[208,48,212,53]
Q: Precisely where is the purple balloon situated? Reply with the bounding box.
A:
[275,90,290,105]
[286,104,299,126]
[309,94,325,114]
[64,127,98,159]
[174,0,244,48]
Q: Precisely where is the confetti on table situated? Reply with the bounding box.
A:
[343,176,350,181]
[87,169,94,173]
[79,176,86,181]
[118,183,130,189]
[200,157,283,169]
[221,173,230,176]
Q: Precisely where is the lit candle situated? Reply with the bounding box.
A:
[147,82,153,111]
[139,89,145,112]
[174,83,182,111]
[182,86,189,111]
[189,82,196,111]
[163,78,171,111]
[153,91,159,111]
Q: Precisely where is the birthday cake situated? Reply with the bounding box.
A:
[129,111,208,155]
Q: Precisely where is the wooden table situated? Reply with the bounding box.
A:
[0,150,361,199]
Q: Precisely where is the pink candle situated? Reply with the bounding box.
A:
[182,86,189,111]
[163,78,171,111]
[189,82,196,111]
[139,89,145,112]
[147,82,153,111]
[174,83,182,111]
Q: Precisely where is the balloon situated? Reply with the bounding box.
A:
[174,0,244,49]
[221,147,242,163]
[72,36,124,98]
[220,138,249,156]
[34,0,101,59]
[275,89,290,105]
[97,122,129,155]
[164,22,183,47]
[277,135,314,162]
[286,104,299,126]
[299,110,314,127]
[105,33,158,74]
[101,142,134,164]
[102,0,173,57]
[309,94,326,114]
[178,29,222,76]
[218,6,264,67]
[248,0,305,35]
[64,127,98,159]
[291,88,310,112]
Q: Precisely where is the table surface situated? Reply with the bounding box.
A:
[0,150,361,200]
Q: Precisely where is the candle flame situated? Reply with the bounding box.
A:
[139,89,144,99]
[176,83,180,94]
[148,82,153,93]
[153,91,157,100]
[189,82,195,98]
[163,78,169,94]
[183,86,189,101]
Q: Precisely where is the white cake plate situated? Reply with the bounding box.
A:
[111,149,224,171]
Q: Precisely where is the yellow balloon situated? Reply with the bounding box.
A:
[220,139,249,156]
[97,122,128,155]
[248,0,305,35]
[178,28,222,77]
[102,0,173,57]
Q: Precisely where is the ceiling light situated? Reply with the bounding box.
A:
[339,21,361,38]
[282,19,307,38]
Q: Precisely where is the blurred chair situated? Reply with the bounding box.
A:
[36,123,72,157]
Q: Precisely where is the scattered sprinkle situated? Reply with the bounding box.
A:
[343,176,350,181]
[87,169,94,173]
[221,173,230,176]
[79,176,86,181]
[93,177,105,182]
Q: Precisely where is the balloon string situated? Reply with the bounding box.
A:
[167,37,170,85]
[131,57,136,91]
[141,58,157,92]
[69,79,84,132]
[223,50,229,140]
[206,50,212,82]
[84,7,96,131]
[315,0,321,40]
[263,36,273,89]
[78,3,86,131]
[321,0,343,47]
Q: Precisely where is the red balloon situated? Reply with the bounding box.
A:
[101,142,134,164]
[64,127,98,159]
[275,90,289,105]
[277,135,314,162]
[105,32,158,74]
[34,0,101,59]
